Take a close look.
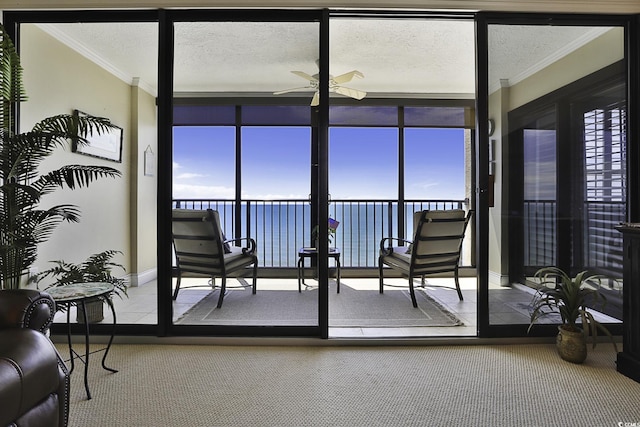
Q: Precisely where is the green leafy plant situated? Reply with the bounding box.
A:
[37,250,127,298]
[528,266,617,351]
[0,24,121,289]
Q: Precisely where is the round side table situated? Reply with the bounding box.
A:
[47,282,118,400]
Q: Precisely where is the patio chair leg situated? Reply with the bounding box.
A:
[454,267,464,301]
[217,277,226,308]
[408,275,418,308]
[172,275,181,300]
[252,261,257,294]
[378,258,385,294]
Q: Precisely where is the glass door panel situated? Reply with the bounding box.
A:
[328,17,476,337]
[171,21,319,327]
[522,112,557,275]
[405,128,466,201]
[242,126,312,270]
[19,22,159,327]
[487,23,626,330]
[328,127,399,270]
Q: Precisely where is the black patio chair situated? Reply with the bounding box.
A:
[172,208,258,308]
[378,209,473,308]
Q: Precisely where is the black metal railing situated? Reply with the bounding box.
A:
[173,198,468,268]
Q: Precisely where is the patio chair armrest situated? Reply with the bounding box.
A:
[225,237,257,255]
[379,237,412,255]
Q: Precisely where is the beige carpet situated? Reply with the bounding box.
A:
[58,343,640,427]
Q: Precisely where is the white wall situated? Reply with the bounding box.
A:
[130,83,159,285]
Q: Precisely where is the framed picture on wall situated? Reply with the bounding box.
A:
[72,110,123,163]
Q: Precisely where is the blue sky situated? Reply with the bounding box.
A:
[173,126,465,200]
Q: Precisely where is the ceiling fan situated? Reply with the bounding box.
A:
[273,62,367,106]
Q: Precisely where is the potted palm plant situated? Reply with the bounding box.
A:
[0,24,121,290]
[37,250,127,323]
[528,266,618,363]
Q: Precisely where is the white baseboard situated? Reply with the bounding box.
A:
[489,270,510,287]
[127,268,157,287]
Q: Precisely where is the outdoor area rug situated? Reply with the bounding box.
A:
[175,281,463,327]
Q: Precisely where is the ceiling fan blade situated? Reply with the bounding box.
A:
[332,70,364,84]
[334,86,367,100]
[291,71,318,82]
[273,86,313,95]
[310,91,320,106]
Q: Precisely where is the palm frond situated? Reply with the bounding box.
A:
[39,250,127,297]
[28,205,83,241]
[0,24,27,132]
[31,113,115,143]
[33,165,121,192]
[0,181,42,208]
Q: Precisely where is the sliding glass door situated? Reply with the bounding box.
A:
[169,14,321,332]
[483,17,628,336]
[15,18,159,333]
[327,16,476,337]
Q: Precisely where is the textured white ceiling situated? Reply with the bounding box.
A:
[36,20,612,99]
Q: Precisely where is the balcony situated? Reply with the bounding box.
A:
[46,197,624,338]
[173,198,471,269]
[95,197,480,337]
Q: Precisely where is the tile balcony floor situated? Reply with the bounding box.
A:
[50,275,620,339]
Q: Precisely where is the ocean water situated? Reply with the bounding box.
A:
[248,202,397,268]
[184,200,464,268]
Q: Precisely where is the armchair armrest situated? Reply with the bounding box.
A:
[225,237,257,255]
[379,237,413,255]
[0,289,56,333]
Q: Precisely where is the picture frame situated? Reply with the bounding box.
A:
[72,110,123,163]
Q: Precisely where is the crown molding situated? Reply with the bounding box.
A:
[36,23,157,97]
[489,26,612,94]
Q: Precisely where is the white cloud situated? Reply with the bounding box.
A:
[173,161,181,170]
[241,192,308,200]
[175,172,207,179]
[173,184,234,199]
[415,181,440,190]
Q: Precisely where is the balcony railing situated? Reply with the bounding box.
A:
[523,199,625,274]
[173,198,469,268]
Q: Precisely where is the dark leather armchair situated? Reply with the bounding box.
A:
[0,289,70,427]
